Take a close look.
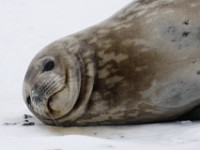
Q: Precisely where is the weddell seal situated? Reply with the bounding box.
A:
[23,0,200,126]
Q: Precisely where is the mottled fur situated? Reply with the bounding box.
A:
[23,0,200,126]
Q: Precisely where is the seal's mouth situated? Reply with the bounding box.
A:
[28,76,67,119]
[30,88,66,120]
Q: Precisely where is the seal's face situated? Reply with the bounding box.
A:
[23,44,81,121]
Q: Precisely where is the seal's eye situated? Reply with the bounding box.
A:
[43,60,55,72]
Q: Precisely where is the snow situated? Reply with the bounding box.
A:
[0,0,200,149]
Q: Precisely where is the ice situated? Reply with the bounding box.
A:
[0,0,200,149]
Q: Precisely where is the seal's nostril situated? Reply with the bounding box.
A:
[26,96,31,106]
[33,96,42,103]
[31,90,43,103]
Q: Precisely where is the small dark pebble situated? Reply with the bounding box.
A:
[24,114,33,119]
[120,136,124,138]
[183,19,189,25]
[22,122,35,126]
[182,31,190,37]
[4,123,17,126]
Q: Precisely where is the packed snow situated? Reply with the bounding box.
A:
[0,0,200,149]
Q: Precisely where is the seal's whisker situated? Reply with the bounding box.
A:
[39,76,64,97]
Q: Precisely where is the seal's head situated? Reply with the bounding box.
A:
[23,39,82,121]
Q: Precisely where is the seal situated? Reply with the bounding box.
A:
[23,0,200,126]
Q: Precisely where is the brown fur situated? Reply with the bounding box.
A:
[23,0,200,126]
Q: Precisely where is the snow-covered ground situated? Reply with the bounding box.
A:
[1,0,200,149]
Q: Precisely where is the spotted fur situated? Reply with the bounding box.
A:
[23,0,200,126]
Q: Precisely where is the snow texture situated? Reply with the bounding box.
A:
[0,0,200,149]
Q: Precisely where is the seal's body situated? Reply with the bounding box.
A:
[23,0,200,126]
